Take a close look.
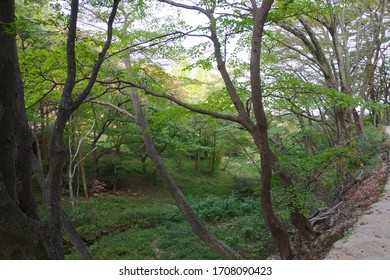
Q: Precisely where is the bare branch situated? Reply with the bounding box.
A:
[71,120,95,164]
[26,83,57,110]
[88,99,136,120]
[157,0,209,14]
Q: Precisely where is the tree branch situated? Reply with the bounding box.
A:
[61,0,79,108]
[158,0,209,14]
[125,81,243,124]
[26,83,57,110]
[106,30,202,59]
[73,0,120,108]
[88,99,136,120]
[158,0,253,130]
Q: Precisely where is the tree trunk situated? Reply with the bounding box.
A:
[46,113,70,259]
[195,149,201,175]
[31,154,93,259]
[39,104,50,168]
[271,154,317,241]
[15,37,39,220]
[0,181,49,259]
[210,132,218,174]
[298,116,314,156]
[0,0,50,259]
[352,108,363,134]
[0,0,17,201]
[256,129,293,259]
[43,0,119,258]
[91,104,99,189]
[334,106,351,145]
[130,92,241,260]
[68,117,76,207]
[31,127,43,168]
[91,139,99,189]
[79,153,88,199]
[250,1,293,259]
[62,211,93,259]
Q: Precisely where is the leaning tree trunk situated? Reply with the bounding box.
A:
[130,92,241,260]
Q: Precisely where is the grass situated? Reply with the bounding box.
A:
[63,154,275,259]
[364,210,374,215]
[341,227,356,241]
[63,130,386,260]
[85,223,220,260]
[65,191,274,259]
[163,155,237,198]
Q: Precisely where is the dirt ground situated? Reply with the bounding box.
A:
[324,180,390,259]
[324,127,390,260]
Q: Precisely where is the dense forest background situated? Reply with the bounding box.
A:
[0,0,389,260]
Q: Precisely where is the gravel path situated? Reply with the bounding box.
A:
[324,127,390,260]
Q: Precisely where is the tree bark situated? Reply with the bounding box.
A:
[298,116,315,156]
[31,153,93,259]
[0,0,50,259]
[0,0,17,201]
[15,37,40,220]
[250,0,293,260]
[0,181,49,259]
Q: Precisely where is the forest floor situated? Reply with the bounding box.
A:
[65,129,390,260]
[322,126,390,260]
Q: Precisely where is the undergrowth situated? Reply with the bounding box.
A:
[65,192,275,259]
[63,125,387,260]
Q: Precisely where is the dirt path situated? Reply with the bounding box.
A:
[324,127,390,260]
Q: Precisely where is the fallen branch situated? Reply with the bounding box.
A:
[310,202,343,227]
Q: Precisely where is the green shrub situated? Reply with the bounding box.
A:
[189,194,258,222]
[231,175,259,197]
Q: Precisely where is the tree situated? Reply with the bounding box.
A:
[120,0,315,259]
[85,0,242,256]
[131,91,241,259]
[0,0,51,259]
[272,0,389,142]
[41,0,120,258]
[1,0,120,259]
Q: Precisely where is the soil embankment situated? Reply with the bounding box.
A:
[324,127,390,260]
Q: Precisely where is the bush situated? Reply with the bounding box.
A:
[117,207,183,228]
[190,194,258,222]
[231,175,259,197]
